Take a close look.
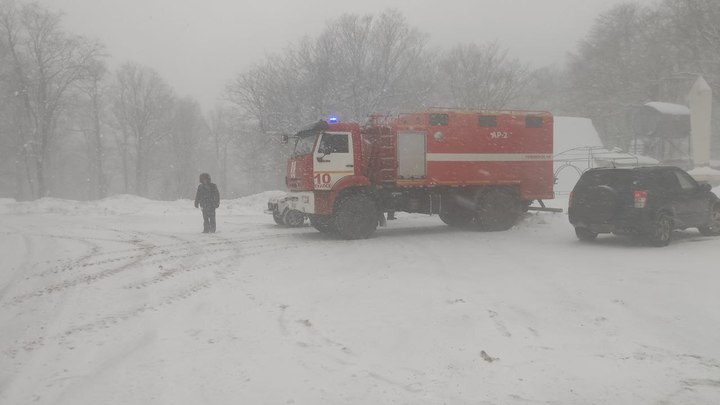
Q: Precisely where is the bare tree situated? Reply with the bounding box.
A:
[227,10,430,132]
[663,0,720,94]
[0,29,29,199]
[0,0,102,197]
[309,10,430,120]
[439,41,529,109]
[112,62,173,197]
[75,60,109,199]
[225,10,431,191]
[165,97,205,199]
[566,2,676,148]
[208,106,237,193]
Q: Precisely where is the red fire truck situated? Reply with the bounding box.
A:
[279,110,556,239]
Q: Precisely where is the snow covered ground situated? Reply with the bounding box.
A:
[1,191,720,404]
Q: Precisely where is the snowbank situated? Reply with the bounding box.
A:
[689,167,720,186]
[222,190,286,214]
[0,198,17,214]
[645,101,690,116]
[689,166,720,176]
[0,191,287,216]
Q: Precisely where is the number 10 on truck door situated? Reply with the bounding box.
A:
[314,172,332,189]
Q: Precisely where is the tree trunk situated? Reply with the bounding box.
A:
[135,147,145,197]
[121,144,129,194]
[13,156,26,201]
[221,142,228,196]
[91,92,106,199]
[34,154,46,198]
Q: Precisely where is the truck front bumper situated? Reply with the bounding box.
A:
[286,191,315,214]
[265,198,280,215]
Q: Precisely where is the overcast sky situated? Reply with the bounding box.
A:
[38,0,656,110]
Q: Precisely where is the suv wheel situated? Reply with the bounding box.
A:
[646,213,672,247]
[575,227,598,241]
[698,204,720,236]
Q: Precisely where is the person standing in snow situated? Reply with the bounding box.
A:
[194,173,220,233]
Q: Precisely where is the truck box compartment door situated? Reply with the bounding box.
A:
[397,131,426,179]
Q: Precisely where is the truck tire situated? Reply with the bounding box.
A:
[698,204,720,236]
[646,212,672,247]
[439,210,474,227]
[283,209,306,227]
[439,193,474,227]
[310,215,337,234]
[334,194,378,240]
[475,190,523,231]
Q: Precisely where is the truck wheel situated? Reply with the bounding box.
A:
[698,204,720,236]
[439,210,474,227]
[273,212,285,226]
[439,192,474,227]
[646,213,672,247]
[283,209,306,227]
[310,215,337,234]
[475,190,523,231]
[575,227,598,241]
[334,194,378,240]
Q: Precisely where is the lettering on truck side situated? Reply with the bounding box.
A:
[490,131,510,139]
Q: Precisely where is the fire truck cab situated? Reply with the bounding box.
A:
[284,110,555,239]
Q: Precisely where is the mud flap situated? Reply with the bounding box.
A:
[378,212,387,227]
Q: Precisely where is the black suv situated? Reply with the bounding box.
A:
[569,166,720,246]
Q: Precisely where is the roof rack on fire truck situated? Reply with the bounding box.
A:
[420,107,552,115]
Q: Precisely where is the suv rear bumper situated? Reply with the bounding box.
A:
[569,207,652,234]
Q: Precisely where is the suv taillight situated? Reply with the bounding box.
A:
[634,191,647,208]
[569,191,574,207]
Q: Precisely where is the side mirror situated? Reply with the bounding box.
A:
[699,183,712,192]
[280,134,289,144]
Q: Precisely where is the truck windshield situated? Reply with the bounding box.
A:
[293,134,317,157]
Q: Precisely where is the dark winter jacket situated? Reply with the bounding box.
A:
[195,183,220,210]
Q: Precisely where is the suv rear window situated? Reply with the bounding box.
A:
[576,170,635,189]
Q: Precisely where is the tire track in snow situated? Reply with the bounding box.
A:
[4,237,318,358]
[4,231,310,307]
[120,236,316,290]
[10,228,208,281]
[28,231,193,279]
[0,228,45,302]
[27,232,299,280]
[11,233,103,277]
[3,239,157,307]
